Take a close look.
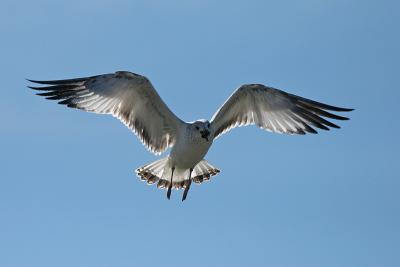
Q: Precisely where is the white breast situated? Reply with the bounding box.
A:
[169,125,213,169]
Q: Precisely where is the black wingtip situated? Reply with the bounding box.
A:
[26,79,54,85]
[304,124,318,134]
[26,78,43,83]
[26,76,89,85]
[292,94,355,112]
[325,107,354,112]
[337,107,354,112]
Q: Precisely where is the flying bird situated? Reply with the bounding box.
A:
[28,71,353,201]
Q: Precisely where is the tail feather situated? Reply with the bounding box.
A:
[192,160,220,184]
[136,157,168,185]
[135,157,220,197]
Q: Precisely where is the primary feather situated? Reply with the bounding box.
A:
[211,84,353,139]
[29,71,353,200]
[29,71,184,154]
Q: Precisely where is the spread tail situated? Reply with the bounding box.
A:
[135,157,220,200]
[192,160,220,184]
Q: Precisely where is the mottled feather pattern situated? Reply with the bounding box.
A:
[136,168,220,189]
[136,158,220,192]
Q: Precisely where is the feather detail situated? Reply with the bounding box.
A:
[28,71,184,155]
[211,84,353,138]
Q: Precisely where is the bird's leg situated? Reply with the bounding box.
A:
[182,168,193,202]
[167,166,175,200]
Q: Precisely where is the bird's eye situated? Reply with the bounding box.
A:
[195,126,200,130]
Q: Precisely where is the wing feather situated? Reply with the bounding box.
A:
[211,84,353,139]
[29,71,183,154]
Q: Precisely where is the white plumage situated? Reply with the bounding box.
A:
[29,70,353,201]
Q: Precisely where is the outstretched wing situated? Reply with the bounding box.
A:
[211,84,353,139]
[29,71,184,154]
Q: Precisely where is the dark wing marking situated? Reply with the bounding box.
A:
[211,84,353,139]
[29,71,184,154]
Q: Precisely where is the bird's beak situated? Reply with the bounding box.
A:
[200,129,210,141]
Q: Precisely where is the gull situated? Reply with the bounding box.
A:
[28,71,353,201]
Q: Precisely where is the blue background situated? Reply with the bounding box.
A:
[1,1,399,266]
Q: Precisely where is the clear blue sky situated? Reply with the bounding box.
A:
[1,1,399,266]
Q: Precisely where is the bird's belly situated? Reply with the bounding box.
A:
[170,141,212,169]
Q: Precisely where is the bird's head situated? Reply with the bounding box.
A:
[191,120,212,142]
